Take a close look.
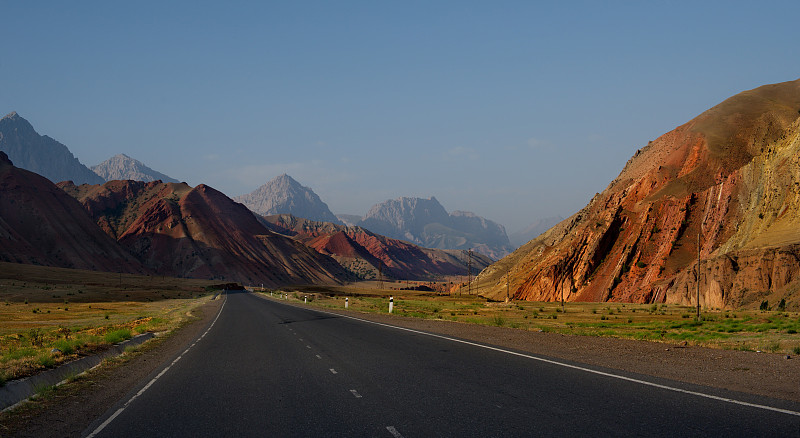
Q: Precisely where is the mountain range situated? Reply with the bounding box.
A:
[0,112,104,185]
[357,196,513,260]
[92,154,179,183]
[475,78,800,308]
[261,214,492,281]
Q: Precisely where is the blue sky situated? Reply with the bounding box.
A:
[3,1,800,233]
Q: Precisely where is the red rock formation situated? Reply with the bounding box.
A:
[262,214,491,280]
[0,152,145,273]
[476,78,800,308]
[60,180,348,286]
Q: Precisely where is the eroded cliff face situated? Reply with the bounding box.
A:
[476,79,800,308]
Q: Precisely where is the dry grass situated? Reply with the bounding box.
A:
[269,283,800,354]
[0,262,221,382]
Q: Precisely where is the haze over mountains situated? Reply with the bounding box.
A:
[476,78,800,308]
[0,112,104,185]
[92,154,179,183]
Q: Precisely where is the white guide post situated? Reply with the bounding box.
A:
[389,296,394,313]
[345,297,349,308]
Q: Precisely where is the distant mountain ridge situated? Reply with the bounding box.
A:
[234,174,342,224]
[261,214,492,281]
[357,196,512,259]
[0,112,104,185]
[92,154,178,183]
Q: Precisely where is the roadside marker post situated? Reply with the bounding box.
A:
[304,296,307,304]
[345,297,349,308]
[389,296,394,313]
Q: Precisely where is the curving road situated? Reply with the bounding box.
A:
[83,290,800,437]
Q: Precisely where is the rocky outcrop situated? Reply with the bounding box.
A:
[475,78,800,309]
[358,196,512,259]
[262,214,493,281]
[0,151,145,272]
[234,174,342,224]
[61,180,349,286]
[0,112,104,185]
[92,154,178,183]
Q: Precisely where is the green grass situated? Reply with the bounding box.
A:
[104,329,132,344]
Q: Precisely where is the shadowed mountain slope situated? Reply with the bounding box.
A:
[261,214,492,281]
[0,152,145,272]
[0,112,104,185]
[60,180,348,286]
[475,78,800,309]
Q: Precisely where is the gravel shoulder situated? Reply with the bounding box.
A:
[0,296,224,438]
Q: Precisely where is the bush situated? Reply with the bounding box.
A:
[492,316,505,327]
[760,300,770,311]
[778,299,786,311]
[636,261,647,269]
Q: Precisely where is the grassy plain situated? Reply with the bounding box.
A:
[269,283,800,355]
[0,262,220,383]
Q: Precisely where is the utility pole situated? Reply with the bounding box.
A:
[696,232,701,321]
[505,265,510,303]
[467,249,473,295]
[378,264,383,290]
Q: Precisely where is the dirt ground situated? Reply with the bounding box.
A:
[2,294,798,437]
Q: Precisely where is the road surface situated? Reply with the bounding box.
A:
[84,290,800,437]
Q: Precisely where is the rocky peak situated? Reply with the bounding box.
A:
[91,153,178,183]
[234,174,342,224]
[0,112,104,185]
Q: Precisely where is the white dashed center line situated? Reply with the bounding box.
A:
[349,389,362,398]
[329,368,337,374]
[386,426,404,438]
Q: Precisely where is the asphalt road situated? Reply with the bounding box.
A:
[84,290,800,437]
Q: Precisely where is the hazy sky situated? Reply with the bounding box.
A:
[3,1,800,233]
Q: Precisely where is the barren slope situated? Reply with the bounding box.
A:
[476,78,800,308]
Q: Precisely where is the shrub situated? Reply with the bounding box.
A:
[778,299,786,311]
[492,316,505,327]
[759,300,770,311]
[636,261,647,269]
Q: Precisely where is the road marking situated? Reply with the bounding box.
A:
[350,389,362,398]
[330,368,338,374]
[386,426,404,438]
[303,305,800,418]
[306,345,312,349]
[86,292,229,437]
[316,354,322,359]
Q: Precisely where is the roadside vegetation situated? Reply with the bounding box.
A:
[263,286,800,355]
[0,262,220,383]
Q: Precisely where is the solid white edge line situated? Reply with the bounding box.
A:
[296,303,800,418]
[86,292,228,437]
[386,426,404,438]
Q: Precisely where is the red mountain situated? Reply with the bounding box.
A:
[475,78,800,309]
[0,152,145,272]
[59,180,348,286]
[261,214,492,280]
